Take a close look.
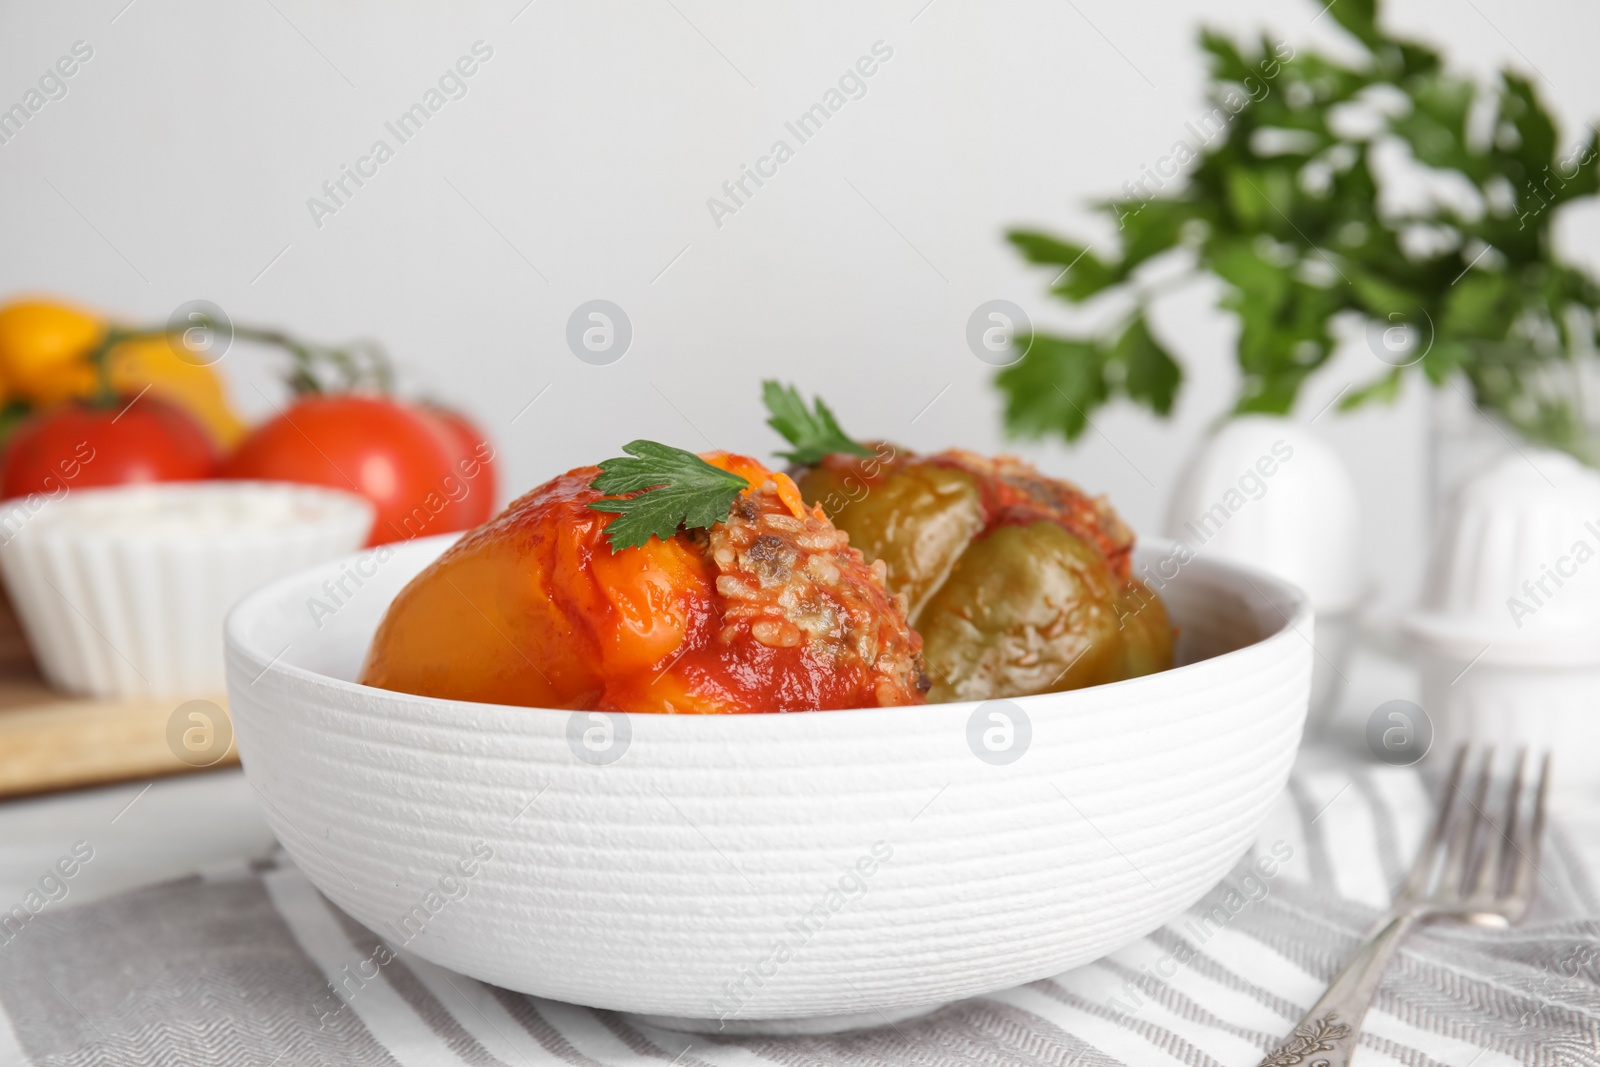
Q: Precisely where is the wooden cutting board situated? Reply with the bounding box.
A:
[0,595,236,799]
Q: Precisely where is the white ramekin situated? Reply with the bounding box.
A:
[0,481,373,698]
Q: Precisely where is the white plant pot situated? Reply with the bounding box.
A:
[1163,415,1364,728]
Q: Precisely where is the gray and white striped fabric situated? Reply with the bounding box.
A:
[1,762,1597,1066]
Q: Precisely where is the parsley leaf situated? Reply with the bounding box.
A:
[586,440,751,551]
[999,0,1600,465]
[995,335,1112,442]
[761,381,873,465]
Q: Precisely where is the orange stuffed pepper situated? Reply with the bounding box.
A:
[361,447,929,713]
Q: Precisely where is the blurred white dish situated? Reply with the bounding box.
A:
[0,481,372,697]
[1407,450,1600,790]
[225,534,1310,1029]
[1408,450,1600,661]
[1164,415,1363,725]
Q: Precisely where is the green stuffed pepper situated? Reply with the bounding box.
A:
[795,445,1174,703]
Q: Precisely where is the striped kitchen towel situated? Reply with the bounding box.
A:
[0,763,1597,1067]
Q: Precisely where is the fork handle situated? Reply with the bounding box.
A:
[1257,912,1417,1067]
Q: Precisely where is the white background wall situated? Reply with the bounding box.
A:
[0,0,1595,613]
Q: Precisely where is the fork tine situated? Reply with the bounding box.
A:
[1403,745,1470,900]
[1506,752,1552,918]
[1441,748,1494,900]
[1478,748,1528,900]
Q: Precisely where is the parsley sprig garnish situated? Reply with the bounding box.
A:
[587,440,751,551]
[762,381,873,466]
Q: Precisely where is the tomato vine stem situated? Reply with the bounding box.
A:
[83,317,394,407]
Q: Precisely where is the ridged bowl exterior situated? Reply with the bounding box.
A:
[0,482,373,697]
[225,534,1310,1021]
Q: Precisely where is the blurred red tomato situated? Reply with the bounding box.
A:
[221,395,488,546]
[0,396,216,499]
[424,405,498,527]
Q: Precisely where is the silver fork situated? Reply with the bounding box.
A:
[1258,746,1551,1067]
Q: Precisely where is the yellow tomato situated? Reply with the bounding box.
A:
[0,299,104,404]
[108,337,246,448]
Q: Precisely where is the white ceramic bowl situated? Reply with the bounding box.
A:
[0,481,373,698]
[225,534,1311,1028]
